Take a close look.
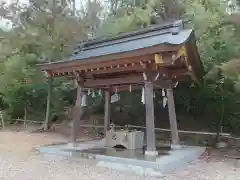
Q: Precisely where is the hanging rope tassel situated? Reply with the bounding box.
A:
[161,89,167,107]
[98,89,102,96]
[87,88,91,96]
[163,97,167,108]
[81,94,87,107]
[92,91,96,98]
[141,87,145,104]
[129,85,132,92]
[162,88,165,97]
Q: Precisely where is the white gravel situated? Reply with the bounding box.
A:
[167,159,240,180]
[0,153,157,180]
[0,152,239,180]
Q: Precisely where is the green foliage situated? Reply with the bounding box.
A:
[99,0,240,135]
[0,0,103,121]
[98,5,152,36]
[0,0,239,136]
[184,2,229,68]
[99,0,184,36]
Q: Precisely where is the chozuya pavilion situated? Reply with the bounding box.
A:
[38,20,204,157]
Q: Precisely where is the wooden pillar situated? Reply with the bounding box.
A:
[44,77,53,131]
[104,91,111,137]
[71,82,83,145]
[144,81,157,156]
[166,88,180,148]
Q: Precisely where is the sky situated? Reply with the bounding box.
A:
[0,0,28,29]
[0,0,91,30]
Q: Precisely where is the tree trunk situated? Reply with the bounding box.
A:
[216,101,224,143]
[72,0,76,16]
[216,87,224,143]
[0,111,4,129]
[24,103,27,128]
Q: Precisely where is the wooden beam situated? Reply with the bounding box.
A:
[86,64,149,77]
[167,88,180,147]
[185,35,204,82]
[154,80,178,89]
[45,51,190,78]
[107,82,175,92]
[84,74,143,87]
[50,62,187,79]
[47,54,155,75]
[71,82,83,145]
[48,67,191,91]
[144,81,157,156]
[108,84,142,92]
[43,77,53,131]
[83,68,189,88]
[86,77,180,92]
[104,91,111,136]
[39,44,181,71]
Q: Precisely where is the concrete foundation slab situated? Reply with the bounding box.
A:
[39,140,206,177]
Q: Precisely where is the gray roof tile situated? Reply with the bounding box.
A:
[42,20,193,65]
[70,29,192,61]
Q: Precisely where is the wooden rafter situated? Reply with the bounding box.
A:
[47,53,187,78]
[39,44,182,71]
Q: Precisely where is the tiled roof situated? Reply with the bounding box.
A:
[69,20,192,61]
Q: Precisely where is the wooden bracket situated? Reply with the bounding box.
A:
[154,54,164,64]
[74,71,84,85]
[154,73,160,81]
[43,71,49,77]
[154,80,178,89]
[174,81,179,88]
[44,70,54,78]
[143,72,147,81]
[143,70,161,82]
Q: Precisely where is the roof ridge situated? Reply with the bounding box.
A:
[76,20,185,50]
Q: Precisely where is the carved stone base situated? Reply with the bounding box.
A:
[106,130,144,150]
[145,150,158,156]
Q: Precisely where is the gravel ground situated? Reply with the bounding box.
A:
[0,130,240,180]
[0,153,239,180]
[0,153,158,180]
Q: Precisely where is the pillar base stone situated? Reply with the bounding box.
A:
[171,144,182,150]
[68,142,78,148]
[145,150,158,156]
